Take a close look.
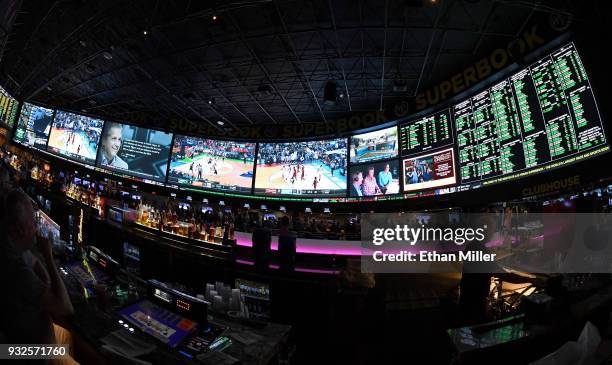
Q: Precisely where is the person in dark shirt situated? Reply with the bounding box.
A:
[0,189,77,364]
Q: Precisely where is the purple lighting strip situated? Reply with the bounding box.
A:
[234,232,361,256]
[235,259,340,275]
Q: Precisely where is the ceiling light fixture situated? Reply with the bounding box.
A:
[217,120,224,126]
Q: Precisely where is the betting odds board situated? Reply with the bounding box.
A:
[452,42,606,184]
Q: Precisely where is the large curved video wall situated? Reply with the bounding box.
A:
[10,42,610,202]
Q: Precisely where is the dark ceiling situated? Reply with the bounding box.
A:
[0,0,593,131]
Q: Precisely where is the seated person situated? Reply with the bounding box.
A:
[350,172,363,197]
[0,189,78,364]
[377,164,392,194]
[361,167,381,196]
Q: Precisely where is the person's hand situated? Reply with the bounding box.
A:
[36,231,54,261]
[32,256,51,286]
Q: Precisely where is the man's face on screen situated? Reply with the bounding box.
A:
[104,127,122,159]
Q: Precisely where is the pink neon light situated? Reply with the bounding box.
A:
[235,259,340,275]
[234,232,361,256]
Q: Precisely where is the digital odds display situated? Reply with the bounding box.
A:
[402,147,456,192]
[14,102,54,149]
[254,138,347,196]
[7,42,608,203]
[0,85,19,128]
[96,122,173,182]
[349,159,400,197]
[47,110,104,165]
[349,126,398,164]
[399,109,453,157]
[168,135,256,193]
[453,42,607,185]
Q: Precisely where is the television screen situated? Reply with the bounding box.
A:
[168,135,255,193]
[96,122,173,182]
[349,126,398,164]
[453,42,607,185]
[14,103,54,149]
[348,159,400,197]
[47,110,104,164]
[254,138,347,196]
[399,109,453,156]
[402,147,456,192]
[0,85,19,128]
[13,128,37,147]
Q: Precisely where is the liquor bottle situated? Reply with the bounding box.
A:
[222,222,229,243]
[229,223,235,240]
[142,204,149,224]
[216,225,222,240]
[208,224,215,242]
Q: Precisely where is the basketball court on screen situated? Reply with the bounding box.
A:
[169,153,253,188]
[48,128,97,160]
[255,161,345,191]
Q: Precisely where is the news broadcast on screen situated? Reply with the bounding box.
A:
[348,159,400,197]
[96,121,173,182]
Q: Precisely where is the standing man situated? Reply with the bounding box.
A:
[350,172,363,197]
